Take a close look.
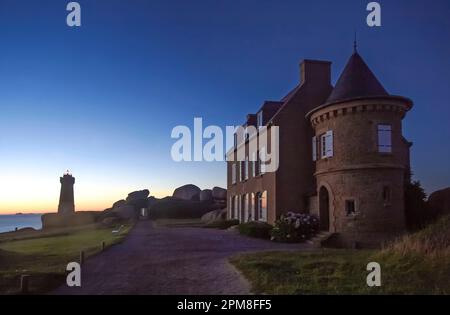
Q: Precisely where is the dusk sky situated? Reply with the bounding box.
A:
[0,0,449,214]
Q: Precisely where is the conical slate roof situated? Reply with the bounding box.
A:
[326,52,388,104]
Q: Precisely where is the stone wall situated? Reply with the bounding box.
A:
[41,212,98,229]
[308,195,318,217]
[317,168,405,247]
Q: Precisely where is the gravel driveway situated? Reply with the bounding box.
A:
[53,220,312,295]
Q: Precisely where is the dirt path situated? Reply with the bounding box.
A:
[53,221,312,295]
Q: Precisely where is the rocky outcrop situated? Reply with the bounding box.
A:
[126,189,150,202]
[212,187,227,200]
[147,196,158,208]
[112,200,126,208]
[201,208,227,223]
[149,197,213,219]
[127,199,148,212]
[428,187,450,217]
[124,189,150,212]
[97,186,226,222]
[173,184,201,201]
[200,189,213,202]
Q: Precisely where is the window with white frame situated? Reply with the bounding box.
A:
[320,134,326,158]
[244,157,249,180]
[237,161,242,182]
[251,151,257,177]
[235,195,240,220]
[252,160,256,177]
[254,150,260,176]
[240,195,246,222]
[319,130,333,159]
[249,193,255,221]
[243,194,249,223]
[255,192,261,221]
[378,124,392,153]
[259,148,267,174]
[257,191,267,222]
[231,162,236,184]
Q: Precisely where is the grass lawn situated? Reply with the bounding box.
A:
[231,216,450,295]
[230,249,449,294]
[0,224,131,294]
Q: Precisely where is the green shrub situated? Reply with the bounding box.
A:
[237,222,273,239]
[204,219,240,230]
[271,212,319,243]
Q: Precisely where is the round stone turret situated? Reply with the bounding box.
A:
[307,51,413,247]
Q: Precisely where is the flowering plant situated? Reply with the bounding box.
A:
[270,212,319,243]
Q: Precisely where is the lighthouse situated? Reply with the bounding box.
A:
[58,171,75,214]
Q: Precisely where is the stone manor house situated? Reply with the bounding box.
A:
[226,48,413,247]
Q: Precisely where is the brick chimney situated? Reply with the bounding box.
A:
[300,59,331,85]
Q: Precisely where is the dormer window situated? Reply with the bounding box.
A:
[244,128,250,142]
[257,111,263,128]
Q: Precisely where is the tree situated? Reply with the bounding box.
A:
[404,180,429,231]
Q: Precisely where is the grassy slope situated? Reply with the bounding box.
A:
[0,224,131,294]
[230,216,450,295]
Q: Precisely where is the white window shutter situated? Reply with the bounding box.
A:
[260,149,266,174]
[240,161,243,181]
[312,136,317,161]
[245,158,249,180]
[326,130,334,158]
[231,163,235,184]
[378,125,392,153]
[237,162,241,182]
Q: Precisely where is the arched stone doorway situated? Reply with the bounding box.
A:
[319,186,330,231]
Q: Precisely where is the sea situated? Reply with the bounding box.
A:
[0,214,43,233]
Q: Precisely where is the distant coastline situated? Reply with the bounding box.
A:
[0,214,43,234]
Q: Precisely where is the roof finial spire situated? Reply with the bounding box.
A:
[353,31,358,53]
